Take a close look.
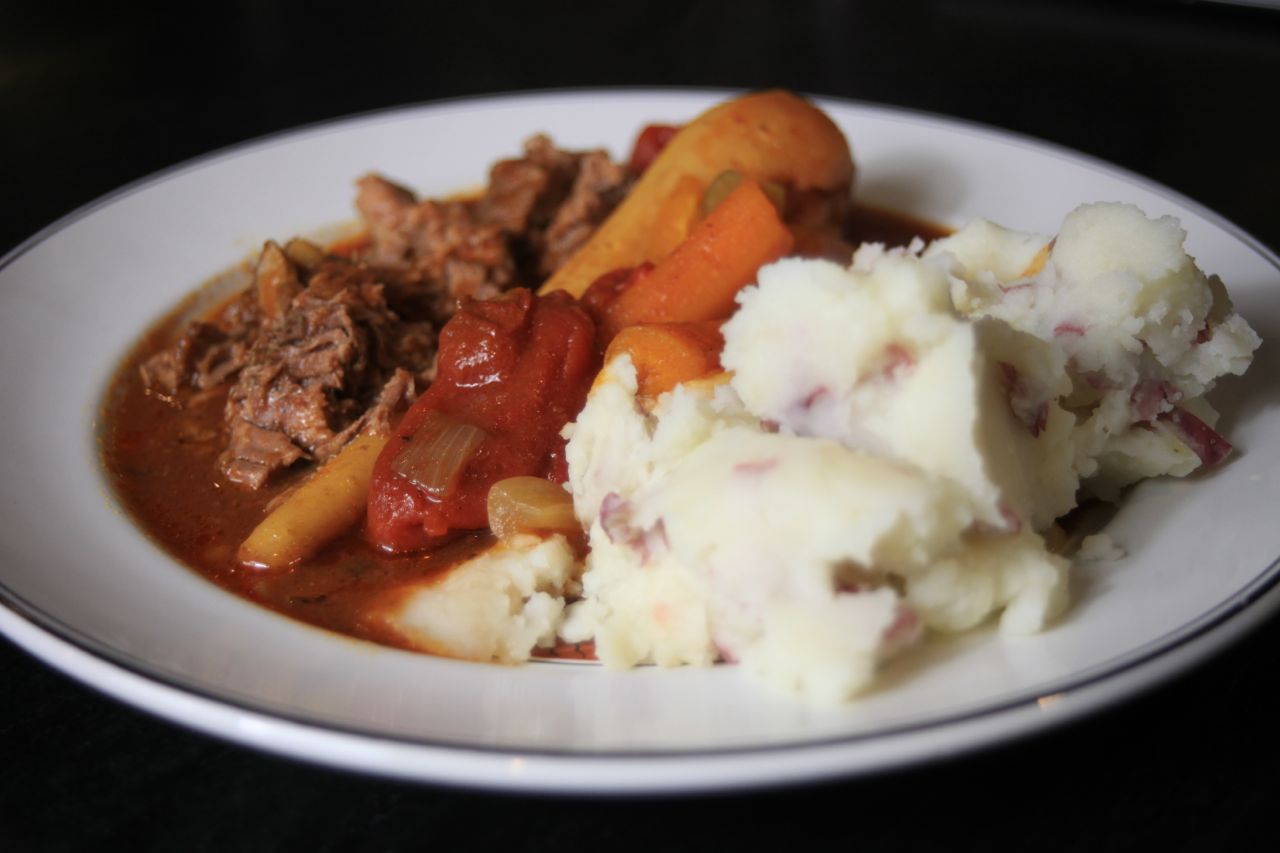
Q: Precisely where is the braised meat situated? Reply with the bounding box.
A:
[139,135,628,490]
[220,258,435,488]
[355,134,629,324]
[139,294,259,395]
[539,147,629,275]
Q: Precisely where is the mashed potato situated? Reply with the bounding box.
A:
[378,203,1257,704]
[929,202,1260,497]
[559,202,1258,703]
[377,534,578,663]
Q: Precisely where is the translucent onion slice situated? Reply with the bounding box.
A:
[487,476,579,542]
[391,410,488,497]
[700,170,786,219]
[283,237,326,270]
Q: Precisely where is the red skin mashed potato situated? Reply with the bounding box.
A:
[378,203,1258,704]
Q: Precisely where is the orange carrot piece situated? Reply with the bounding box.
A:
[604,320,725,400]
[645,174,705,263]
[539,90,853,299]
[603,180,794,339]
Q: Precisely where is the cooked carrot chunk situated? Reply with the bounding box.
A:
[604,320,724,400]
[602,179,794,340]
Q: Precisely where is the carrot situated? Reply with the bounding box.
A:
[237,432,388,569]
[540,90,853,298]
[604,320,724,400]
[602,179,794,339]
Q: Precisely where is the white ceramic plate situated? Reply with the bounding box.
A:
[2,90,1278,794]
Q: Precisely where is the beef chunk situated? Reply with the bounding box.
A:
[312,367,417,459]
[139,293,259,395]
[538,149,628,275]
[356,176,514,324]
[482,135,629,276]
[220,258,435,489]
[354,135,629,323]
[222,420,308,488]
[476,134,578,233]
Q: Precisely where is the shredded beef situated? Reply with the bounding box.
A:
[222,420,308,488]
[479,155,554,234]
[355,178,513,323]
[313,367,417,459]
[355,134,629,324]
[539,149,628,275]
[139,293,259,395]
[143,134,626,490]
[219,258,434,488]
[476,135,581,233]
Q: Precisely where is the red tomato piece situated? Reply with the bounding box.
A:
[366,289,598,554]
[627,124,681,176]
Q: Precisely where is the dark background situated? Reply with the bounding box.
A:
[3,1,1279,849]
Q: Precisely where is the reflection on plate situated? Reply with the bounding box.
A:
[2,90,1278,794]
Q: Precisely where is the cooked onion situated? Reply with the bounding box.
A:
[701,170,786,218]
[283,237,326,270]
[391,410,488,497]
[254,240,301,321]
[487,476,579,542]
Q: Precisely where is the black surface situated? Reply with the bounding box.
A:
[4,1,1279,848]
